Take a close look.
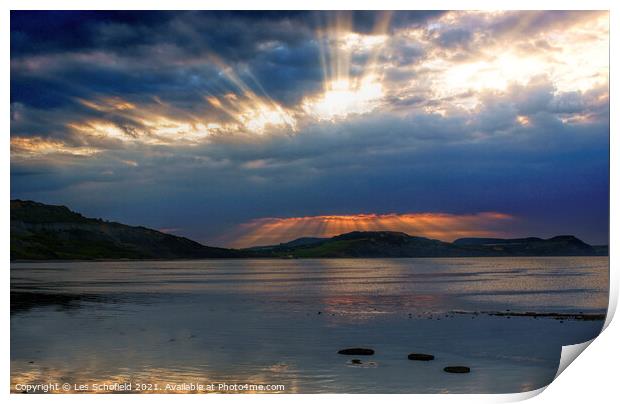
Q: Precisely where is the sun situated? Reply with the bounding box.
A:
[304,77,383,121]
[303,11,390,122]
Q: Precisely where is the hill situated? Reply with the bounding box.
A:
[11,200,245,260]
[250,231,603,258]
[11,200,606,260]
[452,236,597,256]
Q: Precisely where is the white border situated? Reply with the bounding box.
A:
[4,1,617,403]
[1,0,618,10]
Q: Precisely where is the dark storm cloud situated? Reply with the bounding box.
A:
[11,11,303,57]
[10,11,443,58]
[11,11,446,110]
[350,10,445,33]
[12,11,317,109]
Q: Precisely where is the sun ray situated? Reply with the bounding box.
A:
[201,55,297,134]
[228,212,514,248]
[303,12,391,121]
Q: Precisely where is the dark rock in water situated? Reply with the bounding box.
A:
[351,359,362,364]
[338,348,375,355]
[444,366,470,373]
[408,353,434,361]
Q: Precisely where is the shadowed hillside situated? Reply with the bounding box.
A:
[246,231,604,258]
[11,200,245,260]
[11,200,606,260]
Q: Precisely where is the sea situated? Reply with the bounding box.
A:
[10,257,608,393]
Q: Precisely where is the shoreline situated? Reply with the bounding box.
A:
[451,310,606,321]
[10,254,611,263]
[10,290,608,321]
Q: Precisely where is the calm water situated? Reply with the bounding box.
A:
[11,257,608,393]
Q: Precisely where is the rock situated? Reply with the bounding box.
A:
[338,348,374,355]
[407,353,434,361]
[444,366,470,373]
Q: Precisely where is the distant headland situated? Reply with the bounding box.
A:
[11,200,608,261]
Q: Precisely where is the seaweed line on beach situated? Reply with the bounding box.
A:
[450,310,605,321]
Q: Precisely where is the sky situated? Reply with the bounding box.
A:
[10,11,609,247]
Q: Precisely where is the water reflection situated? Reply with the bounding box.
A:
[11,257,608,393]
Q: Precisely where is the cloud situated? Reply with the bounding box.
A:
[436,28,473,49]
[225,212,515,248]
[10,11,608,139]
[10,11,609,246]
